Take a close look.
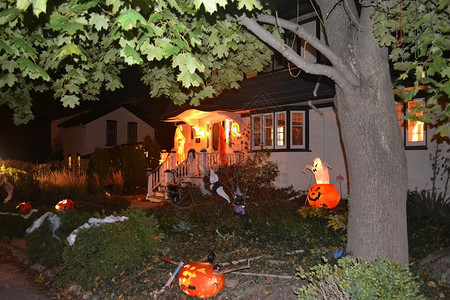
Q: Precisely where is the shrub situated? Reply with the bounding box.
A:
[0,165,39,204]
[56,208,160,289]
[26,210,90,268]
[296,256,425,300]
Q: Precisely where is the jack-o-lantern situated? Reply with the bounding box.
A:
[16,202,32,213]
[307,184,340,209]
[178,261,225,299]
[55,199,74,210]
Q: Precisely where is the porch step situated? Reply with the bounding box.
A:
[146,195,166,203]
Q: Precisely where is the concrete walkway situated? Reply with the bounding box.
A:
[0,240,51,300]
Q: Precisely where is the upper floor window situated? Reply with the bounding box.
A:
[396,99,426,149]
[106,120,117,146]
[252,110,306,151]
[127,122,137,144]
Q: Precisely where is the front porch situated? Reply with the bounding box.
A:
[146,150,244,202]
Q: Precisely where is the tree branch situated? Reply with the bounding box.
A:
[238,14,359,91]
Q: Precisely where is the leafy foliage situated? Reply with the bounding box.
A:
[296,256,425,300]
[0,164,40,204]
[374,0,450,136]
[56,208,160,289]
[1,0,271,123]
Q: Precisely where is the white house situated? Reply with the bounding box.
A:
[51,105,155,169]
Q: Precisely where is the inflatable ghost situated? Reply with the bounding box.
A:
[0,173,14,204]
[302,157,331,184]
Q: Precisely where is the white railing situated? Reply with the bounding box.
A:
[146,150,244,199]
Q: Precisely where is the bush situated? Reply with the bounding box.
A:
[26,210,90,268]
[56,208,160,289]
[0,165,40,204]
[296,256,425,300]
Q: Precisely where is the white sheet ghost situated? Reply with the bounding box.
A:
[209,169,230,203]
[302,157,331,184]
[0,173,14,204]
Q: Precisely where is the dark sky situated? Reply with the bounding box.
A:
[0,67,174,162]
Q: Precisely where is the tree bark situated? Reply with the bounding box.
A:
[240,0,409,264]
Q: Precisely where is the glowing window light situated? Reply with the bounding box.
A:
[231,123,240,137]
[174,126,186,164]
[407,100,424,142]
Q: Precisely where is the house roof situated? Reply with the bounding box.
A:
[162,69,335,120]
[58,104,156,128]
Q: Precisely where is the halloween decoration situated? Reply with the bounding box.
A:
[55,199,74,210]
[219,125,227,166]
[233,188,251,230]
[209,169,230,203]
[16,202,32,213]
[302,157,331,184]
[26,212,61,240]
[67,215,129,246]
[0,172,14,204]
[178,261,225,299]
[307,184,340,209]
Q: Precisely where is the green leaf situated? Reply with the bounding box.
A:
[121,44,143,65]
[56,44,87,60]
[212,44,228,58]
[16,0,33,12]
[0,73,17,88]
[193,0,227,13]
[172,53,205,74]
[435,123,450,137]
[236,0,262,11]
[116,9,147,30]
[90,13,109,31]
[0,8,20,26]
[140,42,164,61]
[61,95,80,108]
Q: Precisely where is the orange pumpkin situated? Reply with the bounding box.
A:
[16,202,32,213]
[55,199,74,210]
[307,184,340,209]
[178,261,225,299]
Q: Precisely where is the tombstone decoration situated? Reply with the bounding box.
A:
[209,169,230,203]
[0,172,14,204]
[302,157,340,209]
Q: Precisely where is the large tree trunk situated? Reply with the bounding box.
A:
[317,1,408,264]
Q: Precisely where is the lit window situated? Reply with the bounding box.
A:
[106,120,117,146]
[263,113,273,147]
[396,99,427,148]
[290,111,305,149]
[276,112,286,149]
[252,115,261,149]
[68,154,72,169]
[251,110,307,151]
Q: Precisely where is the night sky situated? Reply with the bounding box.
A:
[0,67,174,162]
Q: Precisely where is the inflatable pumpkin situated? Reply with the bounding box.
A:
[55,199,74,210]
[178,261,225,299]
[16,202,32,213]
[307,184,340,209]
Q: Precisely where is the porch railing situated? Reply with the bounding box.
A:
[146,150,244,199]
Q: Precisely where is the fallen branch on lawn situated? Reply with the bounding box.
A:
[219,255,263,266]
[232,271,298,279]
[214,260,251,276]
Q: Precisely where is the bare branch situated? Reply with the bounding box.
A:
[238,14,359,91]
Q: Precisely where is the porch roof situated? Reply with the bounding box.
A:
[162,69,335,121]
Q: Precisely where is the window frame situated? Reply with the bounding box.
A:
[251,109,308,151]
[127,122,138,144]
[106,120,118,146]
[396,98,427,149]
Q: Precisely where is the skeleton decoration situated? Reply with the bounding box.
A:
[209,169,230,203]
[67,215,129,246]
[233,187,251,230]
[0,209,38,219]
[302,157,332,184]
[0,172,14,204]
[26,212,61,240]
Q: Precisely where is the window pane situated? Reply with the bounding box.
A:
[276,112,286,147]
[127,122,137,144]
[253,116,261,147]
[106,120,117,146]
[264,114,273,147]
[291,112,304,147]
[407,100,424,142]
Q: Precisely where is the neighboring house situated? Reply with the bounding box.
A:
[148,14,448,200]
[51,105,155,169]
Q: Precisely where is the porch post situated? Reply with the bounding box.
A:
[200,149,207,178]
[146,168,154,199]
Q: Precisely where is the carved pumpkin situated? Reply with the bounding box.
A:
[16,202,32,213]
[178,261,225,299]
[55,199,74,210]
[307,184,340,209]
